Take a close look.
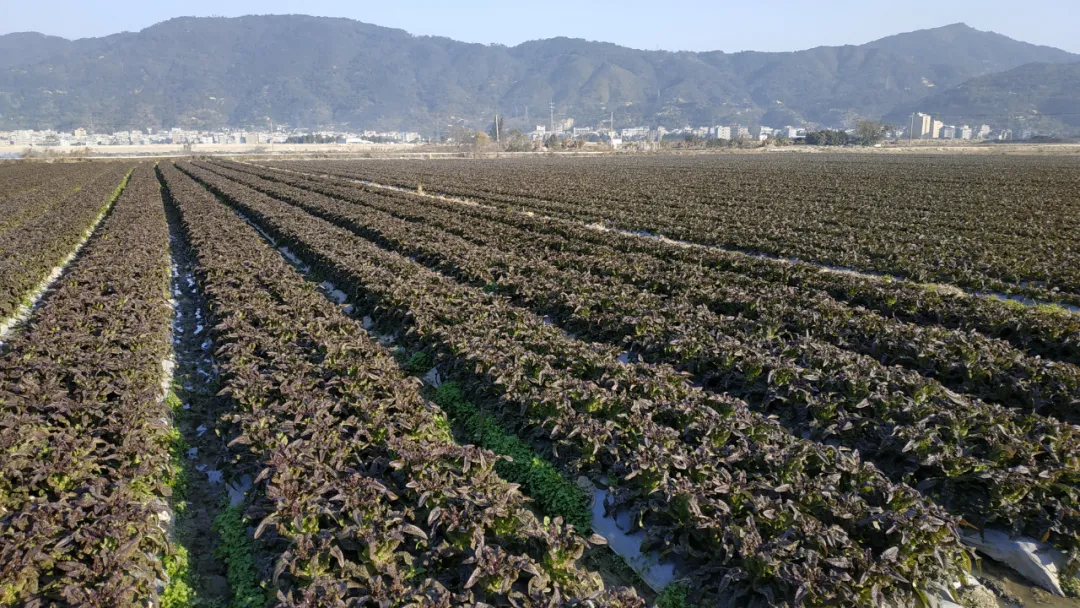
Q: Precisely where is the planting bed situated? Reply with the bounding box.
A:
[3,154,1080,607]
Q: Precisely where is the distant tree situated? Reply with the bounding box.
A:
[285,133,337,144]
[683,134,705,147]
[448,126,476,145]
[854,120,890,145]
[474,132,490,149]
[805,129,850,146]
[504,130,532,152]
[769,133,792,146]
[705,137,729,149]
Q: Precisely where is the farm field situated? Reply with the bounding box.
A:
[266,155,1080,308]
[1,154,1079,607]
[0,161,132,328]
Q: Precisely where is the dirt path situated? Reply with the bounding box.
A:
[166,200,232,606]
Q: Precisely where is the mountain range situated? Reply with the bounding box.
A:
[0,16,1076,133]
[888,62,1080,134]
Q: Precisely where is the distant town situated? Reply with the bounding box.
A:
[0,127,423,148]
[0,112,1037,152]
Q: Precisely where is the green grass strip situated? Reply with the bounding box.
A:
[433,381,592,531]
[160,393,195,607]
[213,504,269,608]
[655,582,690,608]
[161,545,197,608]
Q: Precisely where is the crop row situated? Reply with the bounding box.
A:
[0,162,108,212]
[179,161,972,607]
[0,165,178,605]
[0,164,117,239]
[246,160,1080,369]
[195,160,1080,576]
[212,160,1080,420]
[0,163,133,322]
[158,163,640,606]
[268,155,1080,307]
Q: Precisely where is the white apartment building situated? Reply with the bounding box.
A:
[911,113,932,138]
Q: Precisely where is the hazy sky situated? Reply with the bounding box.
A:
[3,0,1078,54]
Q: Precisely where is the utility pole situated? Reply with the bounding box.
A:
[525,105,529,129]
[909,112,914,143]
[495,112,500,143]
[549,101,555,135]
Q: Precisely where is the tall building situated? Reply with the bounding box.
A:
[730,124,750,140]
[714,126,732,140]
[978,124,992,139]
[931,120,944,139]
[941,126,956,139]
[911,113,932,139]
[959,125,973,140]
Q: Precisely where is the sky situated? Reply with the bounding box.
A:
[2,0,1078,54]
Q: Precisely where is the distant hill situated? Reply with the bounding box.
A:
[0,16,1075,132]
[888,62,1080,133]
[0,32,72,69]
[863,23,1076,81]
